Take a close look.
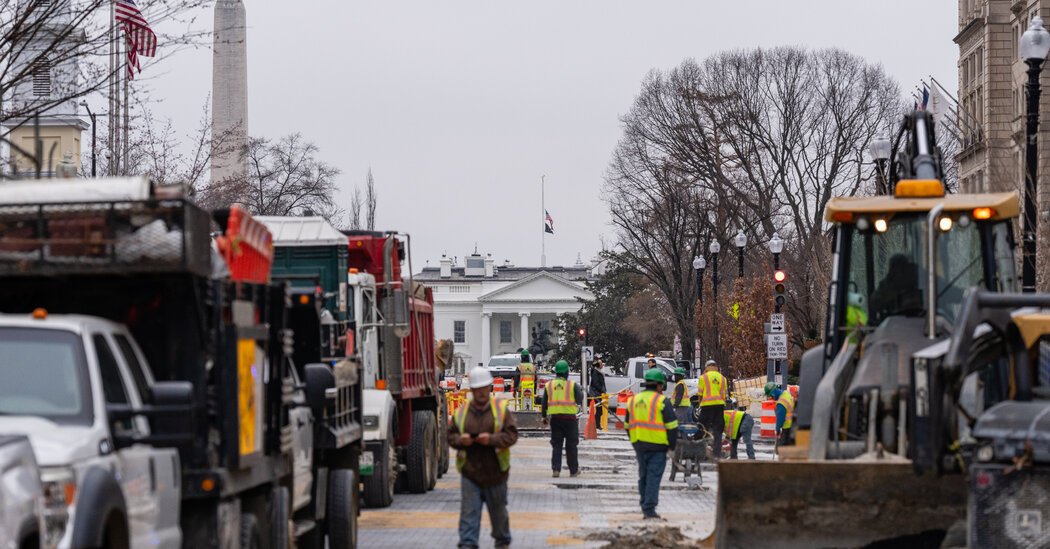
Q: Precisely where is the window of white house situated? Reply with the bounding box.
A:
[32,58,50,97]
[454,320,466,344]
[499,321,512,344]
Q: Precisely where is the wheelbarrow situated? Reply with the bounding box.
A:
[669,424,711,484]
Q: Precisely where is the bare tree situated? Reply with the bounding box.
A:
[198,133,341,218]
[365,167,377,231]
[348,186,363,230]
[606,48,903,363]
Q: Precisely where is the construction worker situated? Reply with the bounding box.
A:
[626,368,678,519]
[846,291,868,343]
[518,350,536,410]
[723,399,756,460]
[449,366,519,549]
[671,367,694,424]
[698,359,728,459]
[765,382,795,446]
[541,359,584,477]
[588,358,607,427]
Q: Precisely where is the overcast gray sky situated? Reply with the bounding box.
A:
[140,0,959,270]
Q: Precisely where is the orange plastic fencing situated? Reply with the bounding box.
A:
[215,205,274,283]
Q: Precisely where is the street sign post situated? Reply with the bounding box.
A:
[582,346,594,362]
[770,313,785,333]
[766,333,788,360]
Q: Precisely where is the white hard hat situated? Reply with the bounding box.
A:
[467,367,493,389]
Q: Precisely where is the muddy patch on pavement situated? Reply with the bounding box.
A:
[582,525,712,548]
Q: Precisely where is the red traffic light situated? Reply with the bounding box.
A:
[773,270,787,283]
[577,328,586,337]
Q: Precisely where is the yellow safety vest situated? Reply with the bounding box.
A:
[699,371,726,407]
[672,380,689,407]
[723,409,744,439]
[626,391,678,445]
[545,378,578,415]
[777,390,795,430]
[454,399,511,473]
[519,362,536,385]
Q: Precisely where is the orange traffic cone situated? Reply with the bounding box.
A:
[584,399,598,440]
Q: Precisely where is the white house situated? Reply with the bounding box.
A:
[415,252,604,373]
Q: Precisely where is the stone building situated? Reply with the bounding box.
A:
[3,0,88,176]
[956,0,1050,289]
[415,252,604,373]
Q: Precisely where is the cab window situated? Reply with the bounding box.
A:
[114,334,151,401]
[93,334,133,432]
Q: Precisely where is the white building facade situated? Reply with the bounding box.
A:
[415,253,600,373]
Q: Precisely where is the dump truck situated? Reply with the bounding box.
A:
[344,231,448,507]
[257,218,448,508]
[0,179,362,548]
[714,112,1030,547]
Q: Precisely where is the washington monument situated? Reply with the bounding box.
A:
[211,0,248,184]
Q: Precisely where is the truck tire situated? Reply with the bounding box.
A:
[427,415,440,489]
[240,513,261,549]
[269,486,291,549]
[362,440,395,508]
[405,410,435,494]
[327,469,359,549]
[438,415,450,477]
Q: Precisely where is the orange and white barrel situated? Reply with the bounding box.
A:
[616,391,632,430]
[493,378,505,396]
[760,399,777,439]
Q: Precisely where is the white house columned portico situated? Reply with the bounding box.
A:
[415,253,604,373]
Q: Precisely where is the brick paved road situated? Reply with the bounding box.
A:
[359,424,775,548]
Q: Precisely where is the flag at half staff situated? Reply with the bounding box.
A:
[115,0,157,79]
[544,210,554,234]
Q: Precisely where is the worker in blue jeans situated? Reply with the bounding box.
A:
[625,368,679,519]
[723,400,756,460]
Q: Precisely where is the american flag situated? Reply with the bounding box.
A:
[544,210,554,234]
[115,0,157,79]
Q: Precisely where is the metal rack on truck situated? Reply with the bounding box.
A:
[0,178,362,548]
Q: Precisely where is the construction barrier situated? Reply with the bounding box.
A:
[493,378,505,397]
[759,399,777,439]
[616,391,631,430]
[446,389,468,420]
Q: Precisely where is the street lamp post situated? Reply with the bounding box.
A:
[79,101,97,177]
[768,232,784,272]
[734,229,747,278]
[869,137,892,195]
[709,240,721,301]
[693,255,706,303]
[1021,16,1050,293]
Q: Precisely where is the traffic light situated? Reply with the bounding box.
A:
[577,327,587,338]
[773,270,787,308]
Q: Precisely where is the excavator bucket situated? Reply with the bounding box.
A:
[510,410,547,431]
[713,460,967,548]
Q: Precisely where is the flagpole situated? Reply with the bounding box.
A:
[541,175,546,268]
[108,1,116,176]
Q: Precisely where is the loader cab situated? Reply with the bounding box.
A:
[825,183,1020,360]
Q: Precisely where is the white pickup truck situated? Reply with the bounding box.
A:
[0,313,187,549]
[545,357,698,409]
[0,435,43,549]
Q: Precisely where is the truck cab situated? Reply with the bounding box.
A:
[0,312,188,549]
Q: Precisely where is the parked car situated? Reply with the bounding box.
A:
[0,435,42,549]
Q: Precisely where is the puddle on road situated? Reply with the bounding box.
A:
[581,525,713,548]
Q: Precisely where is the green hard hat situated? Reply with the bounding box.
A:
[764,382,777,396]
[555,360,569,374]
[675,367,687,376]
[520,349,530,359]
[643,368,666,385]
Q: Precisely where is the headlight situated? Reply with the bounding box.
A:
[976,444,995,463]
[40,466,76,549]
[363,415,380,430]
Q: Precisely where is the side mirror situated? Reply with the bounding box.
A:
[304,363,335,418]
[107,381,195,449]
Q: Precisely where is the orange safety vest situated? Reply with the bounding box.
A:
[699,371,726,407]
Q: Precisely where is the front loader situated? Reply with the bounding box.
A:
[714,111,1031,548]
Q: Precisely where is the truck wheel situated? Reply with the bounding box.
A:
[327,469,359,549]
[269,486,291,549]
[438,414,450,477]
[406,410,436,494]
[362,440,395,508]
[427,415,441,489]
[240,513,261,549]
